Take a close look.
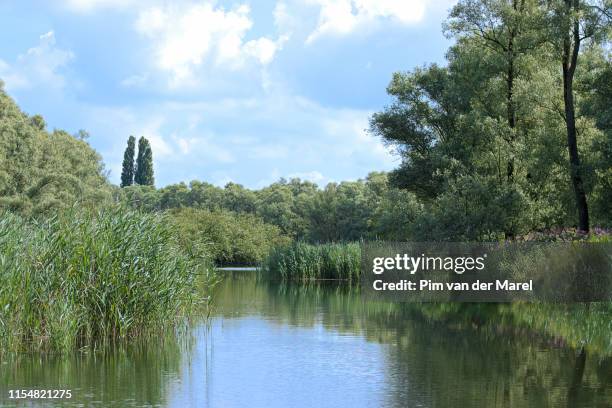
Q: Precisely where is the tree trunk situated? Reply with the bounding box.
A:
[561,0,590,232]
[506,0,519,183]
[506,34,516,183]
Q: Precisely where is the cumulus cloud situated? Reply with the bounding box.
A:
[0,31,74,91]
[305,0,430,43]
[134,2,287,86]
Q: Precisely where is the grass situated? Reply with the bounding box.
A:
[0,206,214,353]
[262,242,361,281]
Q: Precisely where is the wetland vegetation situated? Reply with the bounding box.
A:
[0,0,610,406]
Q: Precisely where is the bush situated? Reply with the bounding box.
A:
[169,208,290,266]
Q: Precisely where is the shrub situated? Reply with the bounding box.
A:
[169,208,290,266]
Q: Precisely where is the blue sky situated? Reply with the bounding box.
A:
[0,0,455,188]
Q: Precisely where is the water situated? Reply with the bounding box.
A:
[1,271,611,407]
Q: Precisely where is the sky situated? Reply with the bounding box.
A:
[0,0,456,188]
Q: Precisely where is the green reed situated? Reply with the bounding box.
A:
[262,242,361,281]
[0,206,213,352]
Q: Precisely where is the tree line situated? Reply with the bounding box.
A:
[117,0,611,243]
[0,0,609,245]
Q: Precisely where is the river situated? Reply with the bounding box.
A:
[1,270,610,407]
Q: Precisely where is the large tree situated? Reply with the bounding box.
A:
[120,135,136,187]
[134,137,154,186]
[545,0,610,232]
[445,0,544,182]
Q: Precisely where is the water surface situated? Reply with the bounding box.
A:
[1,271,611,407]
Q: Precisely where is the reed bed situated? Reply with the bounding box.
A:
[262,242,361,282]
[0,207,212,352]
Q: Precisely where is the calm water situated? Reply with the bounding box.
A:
[1,271,611,407]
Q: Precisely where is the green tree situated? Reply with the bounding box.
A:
[0,85,111,216]
[445,0,544,183]
[580,48,612,226]
[544,0,611,232]
[120,136,136,187]
[370,1,611,239]
[135,137,154,186]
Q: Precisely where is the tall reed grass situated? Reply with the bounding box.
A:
[0,207,212,352]
[262,242,361,281]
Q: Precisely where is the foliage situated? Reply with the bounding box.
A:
[169,207,290,266]
[370,0,611,239]
[0,85,112,217]
[120,135,136,187]
[135,136,154,186]
[118,172,423,243]
[0,207,213,352]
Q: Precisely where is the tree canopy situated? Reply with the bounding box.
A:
[370,0,611,239]
[0,84,111,217]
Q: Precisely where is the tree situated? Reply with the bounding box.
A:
[120,136,136,187]
[371,1,610,239]
[579,48,612,226]
[445,0,544,182]
[134,137,154,186]
[546,0,611,232]
[0,88,111,216]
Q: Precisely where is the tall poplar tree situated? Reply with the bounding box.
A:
[120,135,136,187]
[135,136,154,186]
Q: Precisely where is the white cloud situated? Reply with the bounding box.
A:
[147,133,174,158]
[62,0,138,13]
[173,133,235,163]
[305,0,429,43]
[244,36,288,65]
[0,31,74,91]
[134,2,286,86]
[273,1,298,35]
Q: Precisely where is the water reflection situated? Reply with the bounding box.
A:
[0,271,610,407]
[0,336,191,407]
[212,272,612,408]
